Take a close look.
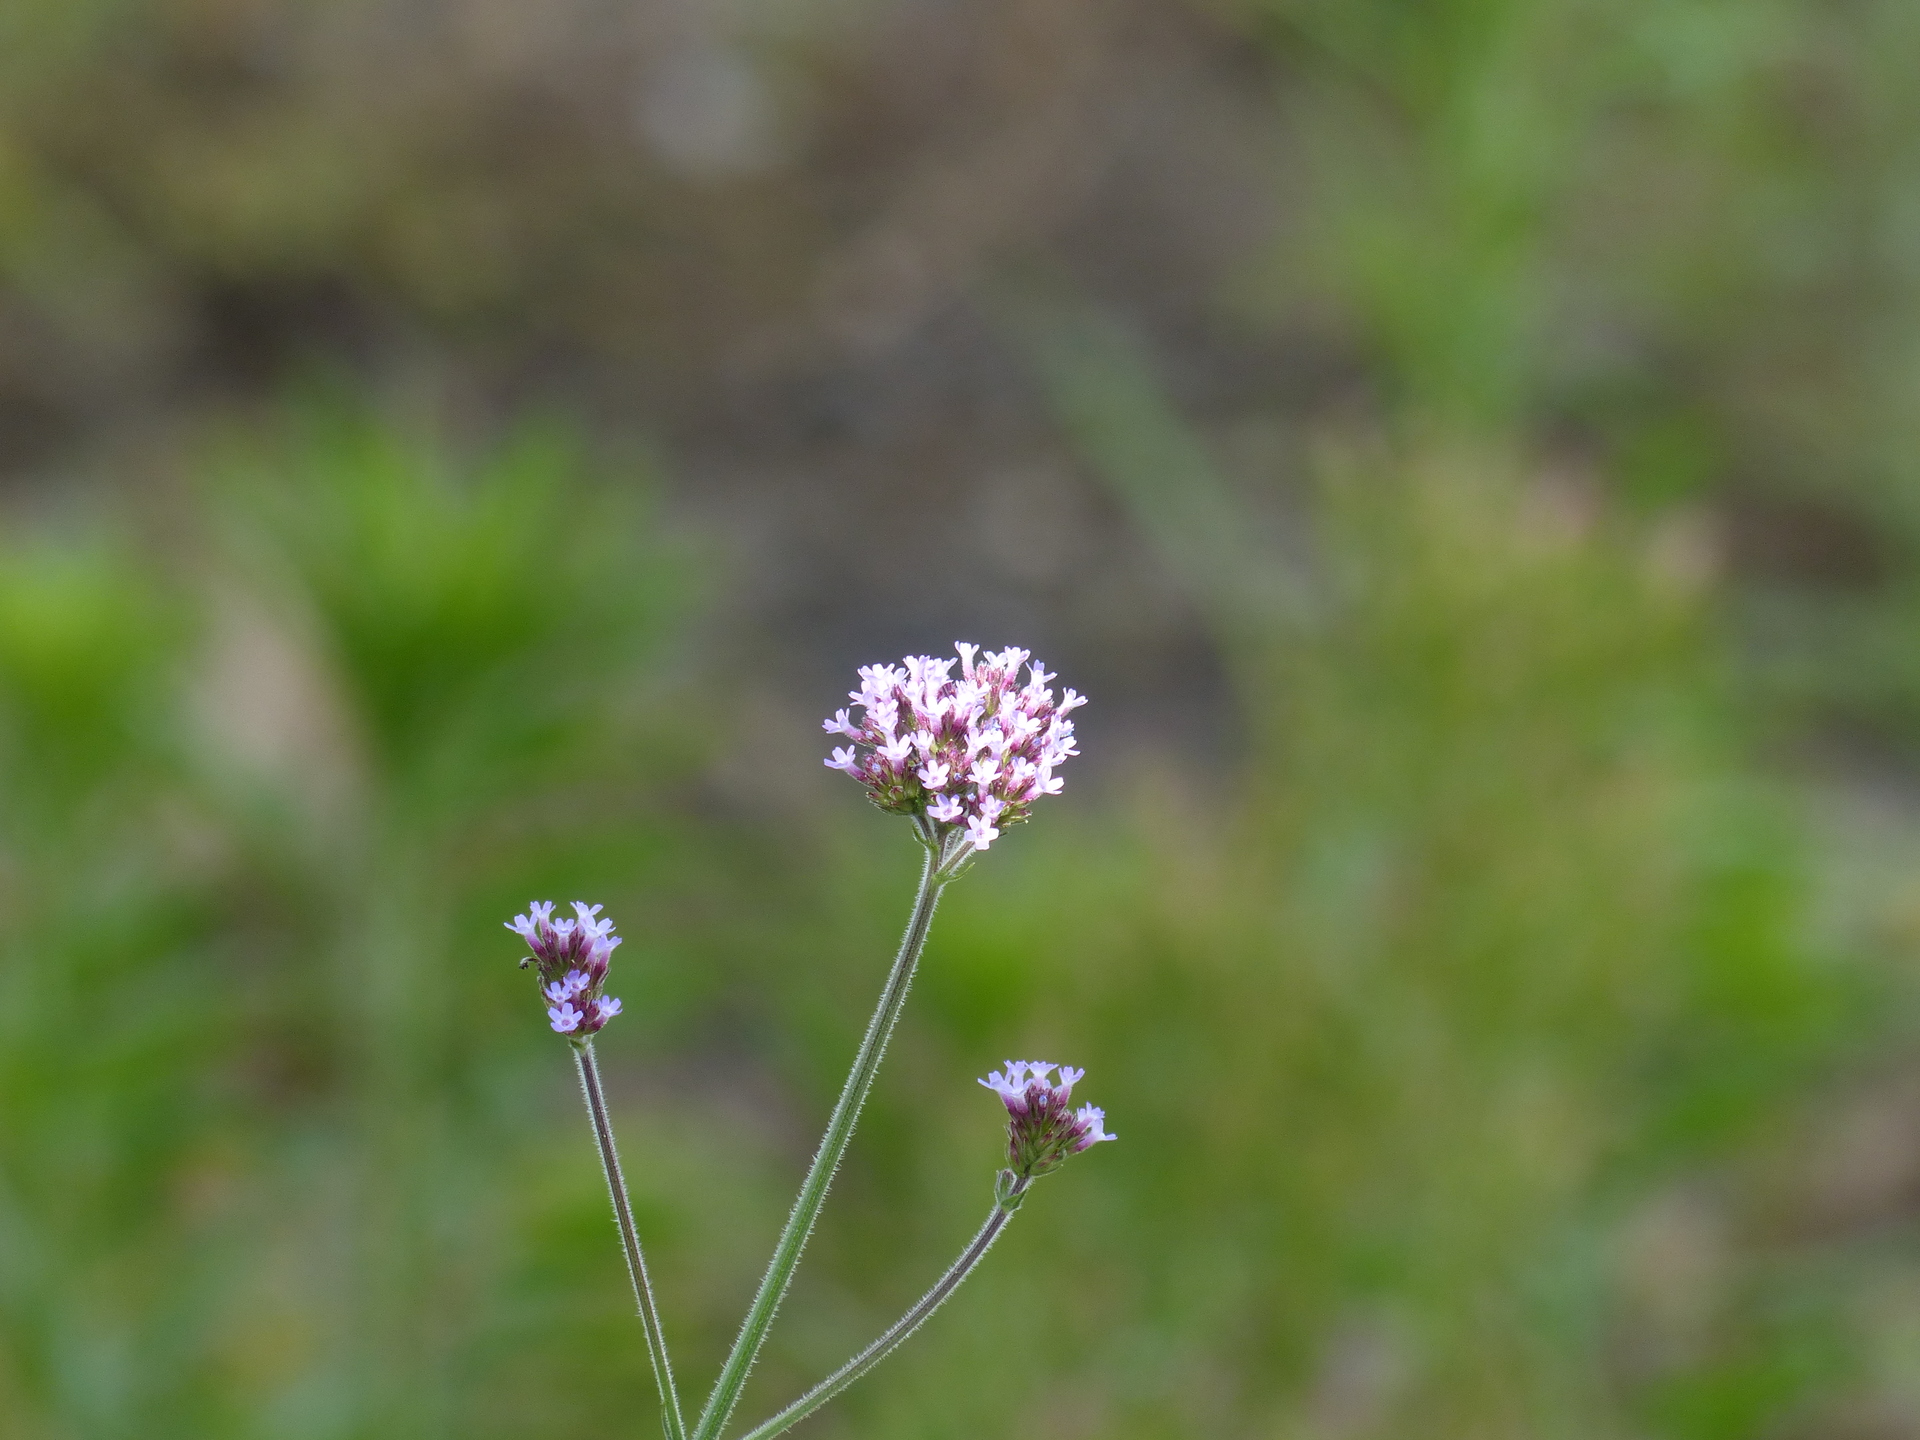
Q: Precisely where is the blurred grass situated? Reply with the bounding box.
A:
[0,388,1903,1439]
[6,1,1920,1437]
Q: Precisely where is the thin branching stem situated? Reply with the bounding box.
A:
[734,1181,1029,1440]
[577,1041,687,1440]
[693,850,947,1440]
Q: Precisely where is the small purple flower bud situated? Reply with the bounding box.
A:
[509,900,629,1040]
[979,1059,1116,1181]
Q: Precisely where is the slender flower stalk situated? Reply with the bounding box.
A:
[693,852,946,1440]
[733,1180,1029,1440]
[732,1063,1114,1440]
[508,901,683,1440]
[577,1041,687,1440]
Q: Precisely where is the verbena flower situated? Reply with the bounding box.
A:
[821,644,1084,852]
[507,900,625,1036]
[979,1060,1115,1179]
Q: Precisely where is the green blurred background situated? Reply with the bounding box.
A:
[5,1,1920,1436]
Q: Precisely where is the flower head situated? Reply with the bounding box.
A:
[822,643,1084,856]
[507,900,626,1038]
[979,1059,1115,1181]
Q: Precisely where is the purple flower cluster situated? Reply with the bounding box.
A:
[506,901,625,1037]
[823,644,1085,852]
[979,1060,1115,1179]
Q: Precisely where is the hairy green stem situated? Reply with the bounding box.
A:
[735,1181,1029,1440]
[694,850,947,1440]
[576,1042,687,1440]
